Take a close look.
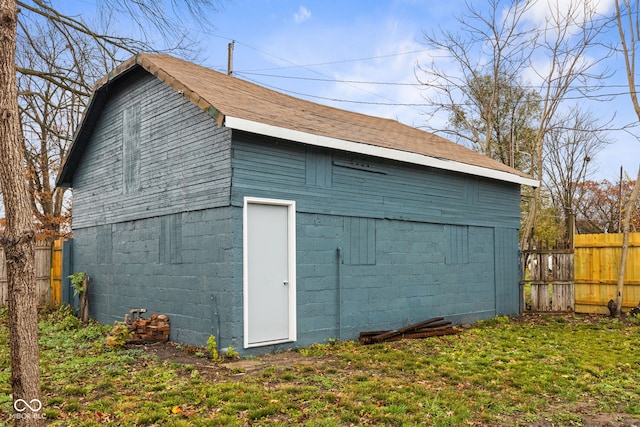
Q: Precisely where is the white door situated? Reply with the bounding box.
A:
[243,197,296,347]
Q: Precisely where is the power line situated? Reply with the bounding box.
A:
[236,71,420,86]
[208,33,421,108]
[208,33,427,72]
[236,71,638,94]
[239,75,428,107]
[239,49,429,72]
[208,34,638,110]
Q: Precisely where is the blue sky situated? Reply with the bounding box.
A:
[68,0,638,182]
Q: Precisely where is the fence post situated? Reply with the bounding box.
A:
[50,239,63,306]
[61,238,74,306]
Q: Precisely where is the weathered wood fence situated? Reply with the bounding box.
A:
[521,240,575,312]
[0,239,63,307]
[522,233,640,314]
[574,233,640,314]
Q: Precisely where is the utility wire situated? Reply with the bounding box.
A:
[237,71,421,86]
[208,33,638,109]
[207,33,426,110]
[239,49,429,72]
[239,75,429,107]
[236,71,638,94]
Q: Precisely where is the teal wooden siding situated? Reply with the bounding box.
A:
[122,102,141,194]
[230,133,521,229]
[445,225,469,265]
[71,70,233,229]
[344,217,376,265]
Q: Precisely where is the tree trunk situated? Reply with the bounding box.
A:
[80,274,89,325]
[0,0,44,425]
[615,167,640,317]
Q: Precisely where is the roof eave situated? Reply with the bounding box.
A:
[224,116,539,188]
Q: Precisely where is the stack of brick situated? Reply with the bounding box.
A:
[128,313,170,342]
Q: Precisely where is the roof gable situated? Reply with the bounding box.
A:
[57,53,537,187]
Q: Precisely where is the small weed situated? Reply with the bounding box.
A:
[63,385,88,397]
[385,403,409,415]
[628,313,640,325]
[207,335,219,360]
[43,408,61,420]
[626,400,640,415]
[136,410,165,424]
[105,323,132,349]
[224,345,240,359]
[248,404,278,419]
[47,396,65,406]
[87,398,114,413]
[297,342,331,357]
[63,398,81,412]
[279,370,298,381]
[478,315,511,326]
[549,412,584,425]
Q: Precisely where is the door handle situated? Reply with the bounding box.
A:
[283,280,289,286]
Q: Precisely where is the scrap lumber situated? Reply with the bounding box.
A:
[359,317,459,344]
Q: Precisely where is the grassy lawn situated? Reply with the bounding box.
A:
[1,306,640,426]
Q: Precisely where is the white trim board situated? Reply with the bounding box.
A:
[225,116,539,188]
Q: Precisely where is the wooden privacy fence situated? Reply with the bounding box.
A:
[574,233,640,314]
[521,241,574,312]
[0,239,63,307]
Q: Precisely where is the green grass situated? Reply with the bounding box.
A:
[0,306,639,425]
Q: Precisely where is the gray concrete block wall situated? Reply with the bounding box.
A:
[72,204,514,353]
[293,213,503,348]
[72,206,238,348]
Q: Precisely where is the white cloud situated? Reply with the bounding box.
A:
[524,0,615,27]
[294,6,311,24]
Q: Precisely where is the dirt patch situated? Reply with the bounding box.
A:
[513,414,640,427]
[128,341,324,380]
[579,415,640,427]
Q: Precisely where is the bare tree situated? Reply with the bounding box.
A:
[8,0,221,237]
[574,178,640,233]
[418,0,537,161]
[613,0,640,317]
[1,1,223,424]
[543,106,611,235]
[418,0,612,248]
[445,73,541,171]
[521,1,613,247]
[16,13,124,239]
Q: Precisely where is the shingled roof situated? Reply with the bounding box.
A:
[58,53,537,187]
